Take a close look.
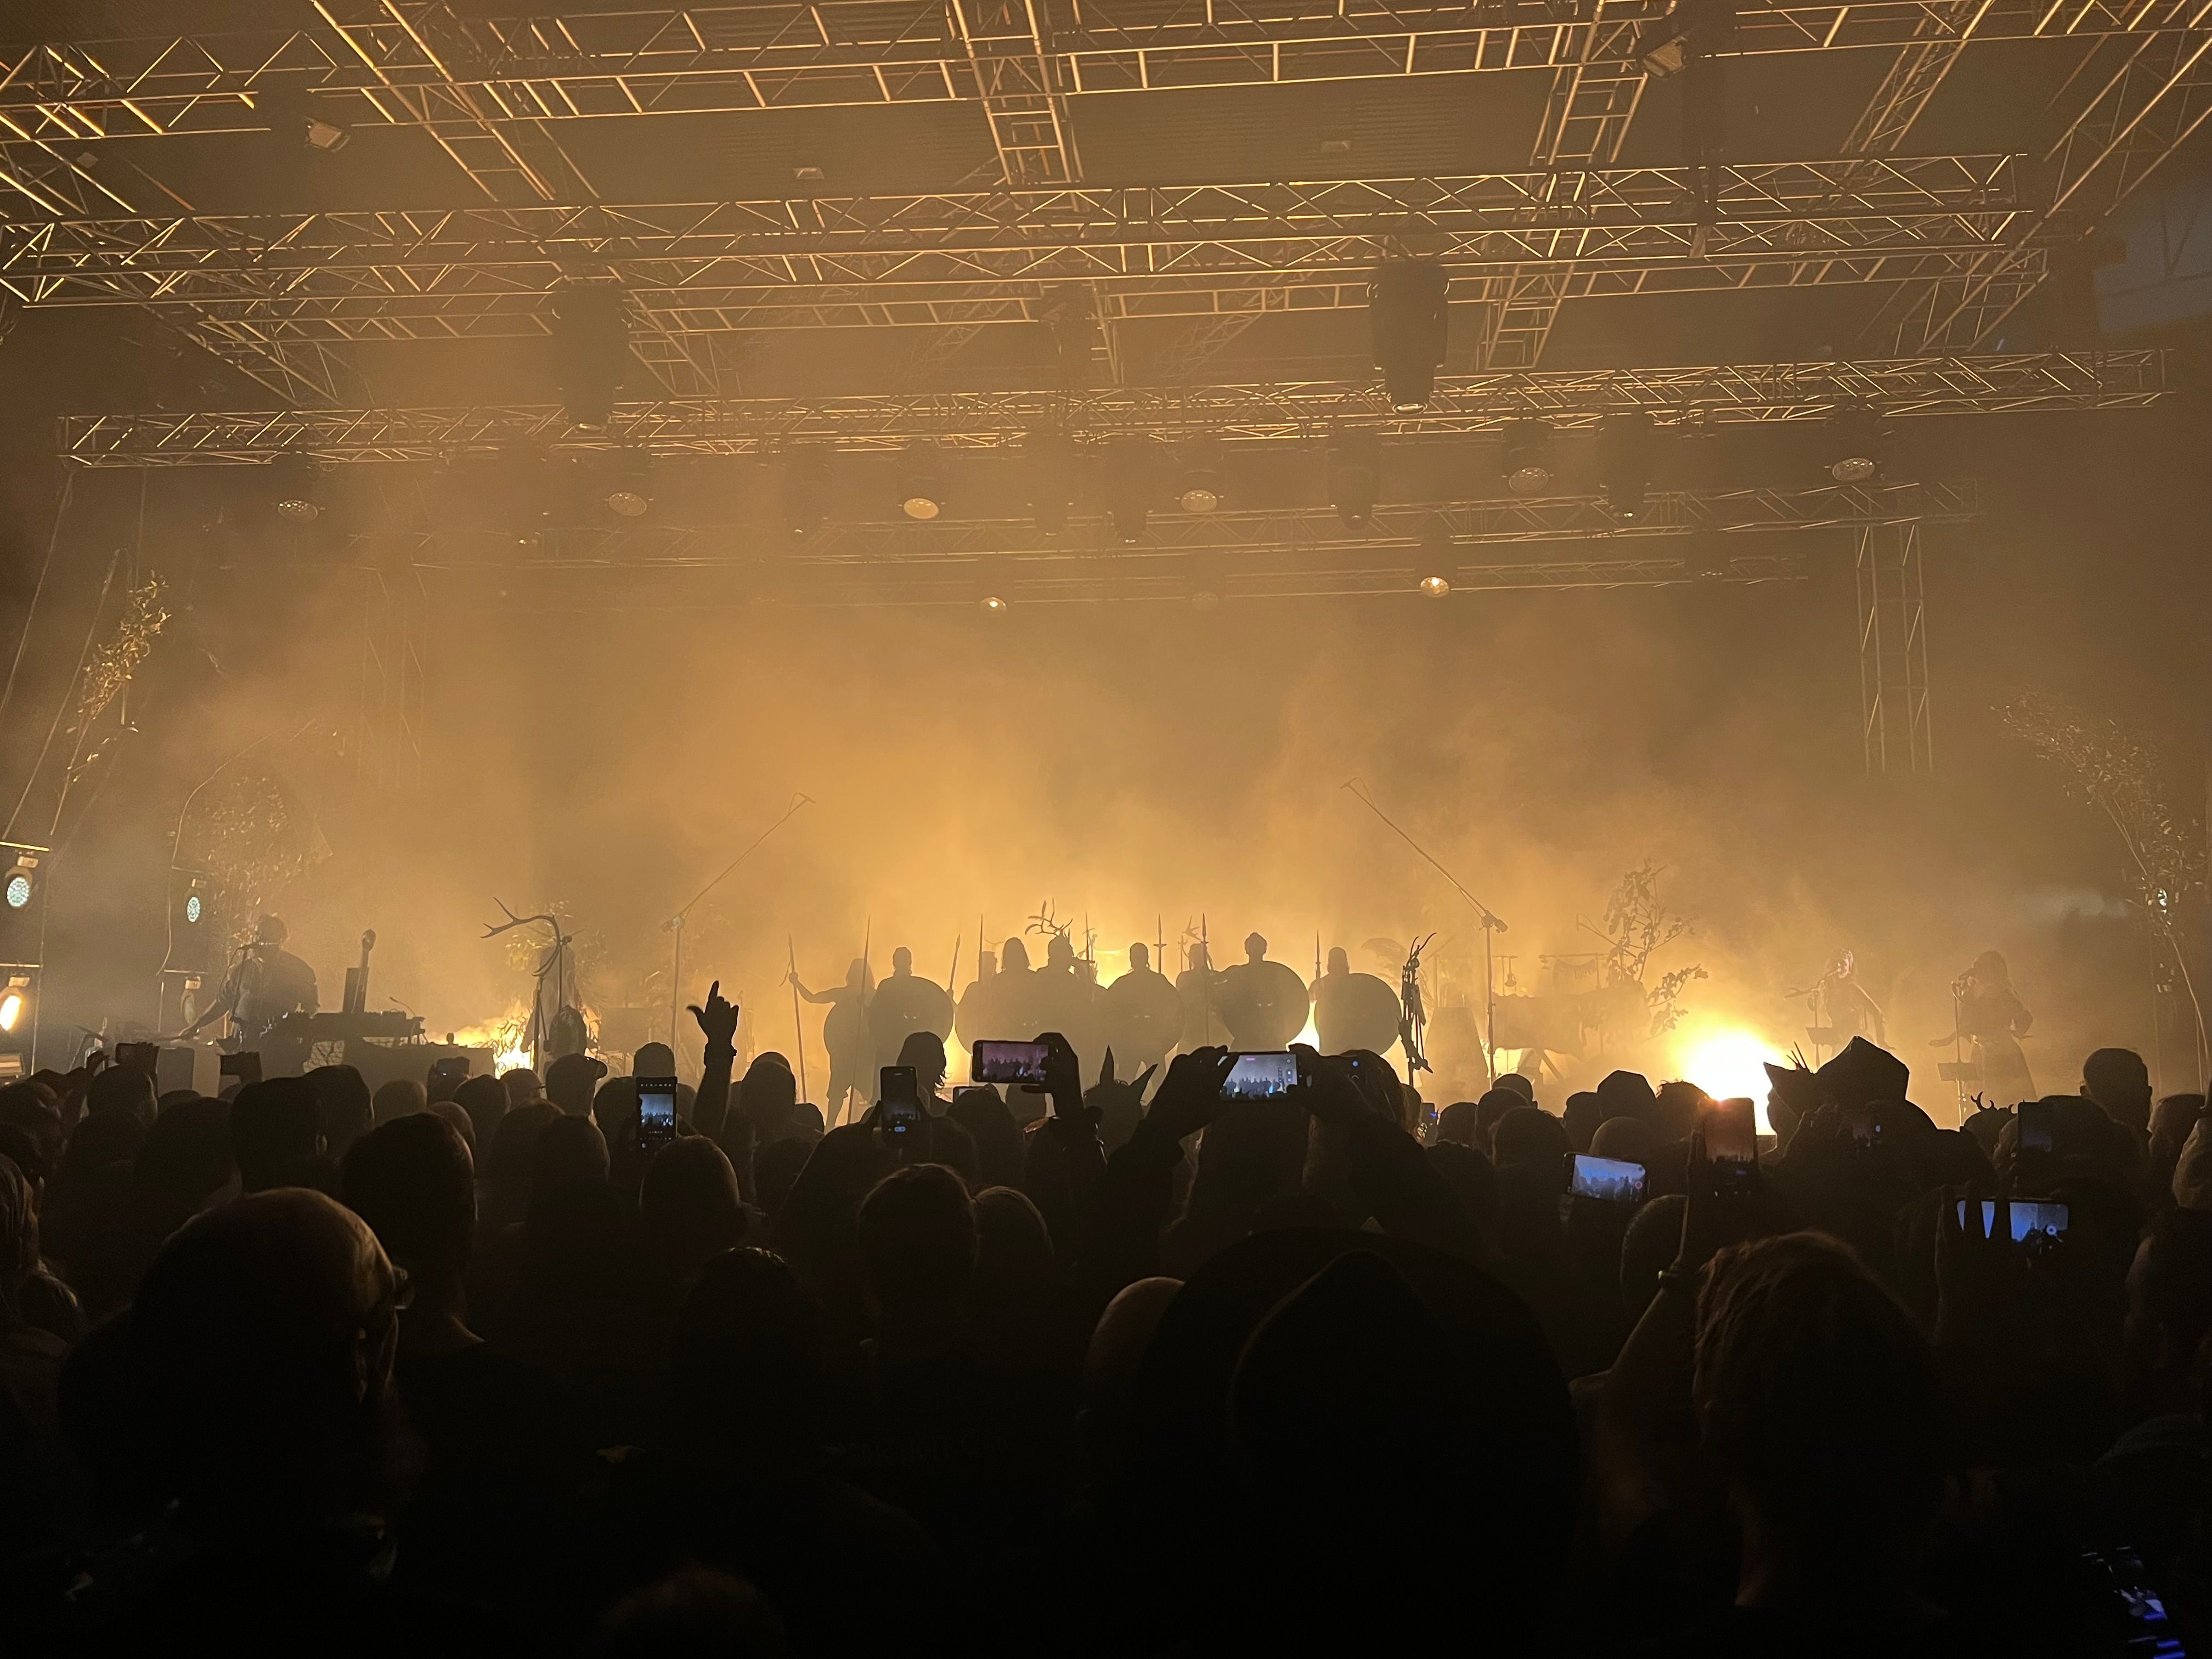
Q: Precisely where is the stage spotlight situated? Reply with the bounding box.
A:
[1187,552,1224,611]
[0,986,24,1032]
[2,856,32,912]
[900,442,948,521]
[1419,574,1452,598]
[1500,420,1555,494]
[305,116,349,151]
[1369,260,1451,412]
[1107,440,1161,543]
[1637,0,1731,76]
[1824,404,1889,483]
[1174,438,1225,514]
[268,454,324,523]
[1599,410,1656,519]
[551,284,630,430]
[1328,428,1382,530]
[605,488,649,517]
[980,592,1009,614]
[781,449,833,536]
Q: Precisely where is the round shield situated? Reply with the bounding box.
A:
[1312,970,1402,1054]
[1218,958,1309,1050]
[1102,967,1182,1064]
[871,972,953,1068]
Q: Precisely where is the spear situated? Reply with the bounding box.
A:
[947,932,961,997]
[786,935,809,1104]
[861,917,872,1005]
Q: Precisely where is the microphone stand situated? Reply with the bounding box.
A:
[1341,780,1509,1084]
[663,794,812,1053]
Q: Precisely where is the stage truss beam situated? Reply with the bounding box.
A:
[52,354,2163,464]
[0,156,2033,358]
[4,3,2204,132]
[348,478,1978,608]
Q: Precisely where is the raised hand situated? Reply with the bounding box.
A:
[688,979,740,1048]
[1145,1047,1233,1142]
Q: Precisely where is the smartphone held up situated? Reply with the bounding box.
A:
[636,1075,679,1147]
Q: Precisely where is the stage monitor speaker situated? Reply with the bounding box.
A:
[163,867,222,974]
[0,843,48,969]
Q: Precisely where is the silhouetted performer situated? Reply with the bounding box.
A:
[870,946,953,1071]
[1821,950,1886,1046]
[1102,942,1180,1075]
[177,913,319,1048]
[1032,932,1103,1064]
[789,957,873,1127]
[1311,945,1402,1054]
[1220,932,1308,1050]
[1177,939,1227,1051]
[959,936,1036,1047]
[1932,949,2035,1099]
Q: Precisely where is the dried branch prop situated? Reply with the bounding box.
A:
[1999,690,2208,1073]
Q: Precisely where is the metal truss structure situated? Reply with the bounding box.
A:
[54,353,2162,464]
[370,477,1978,608]
[0,156,2026,349]
[2,2,2206,378]
[1855,518,1933,774]
[3,2,2202,132]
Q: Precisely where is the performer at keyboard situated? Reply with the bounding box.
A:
[175,914,320,1048]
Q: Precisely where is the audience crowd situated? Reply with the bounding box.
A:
[0,980,2205,1656]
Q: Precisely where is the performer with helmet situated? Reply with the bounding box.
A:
[1310,945,1402,1055]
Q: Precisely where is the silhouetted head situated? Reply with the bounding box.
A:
[1129,942,1150,973]
[1472,1088,1522,1150]
[1970,950,2010,987]
[501,1067,543,1108]
[1244,932,1266,963]
[88,1066,156,1130]
[673,1247,825,1448]
[374,1078,426,1125]
[255,914,288,946]
[1492,1107,1571,1195]
[845,958,868,989]
[455,1072,509,1148]
[897,1030,948,1096]
[642,1137,746,1281]
[1695,1233,1941,1574]
[1187,941,1210,973]
[230,1078,324,1194]
[1436,1100,1481,1149]
[740,1057,802,1145]
[129,1096,235,1221]
[858,1163,976,1319]
[546,1051,608,1117]
[1653,1079,1709,1141]
[304,1065,373,1161]
[130,1189,400,1526]
[1000,938,1029,973]
[1561,1090,1605,1153]
[890,946,912,976]
[971,1186,1054,1316]
[634,1042,676,1078]
[1326,946,1350,977]
[2084,1047,2153,1135]
[1047,933,1076,970]
[342,1110,475,1285]
[534,1113,610,1191]
[483,1101,559,1185]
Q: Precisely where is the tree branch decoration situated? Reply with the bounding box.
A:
[1601,861,1707,1037]
[180,761,331,943]
[76,573,168,730]
[1999,689,2208,1071]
